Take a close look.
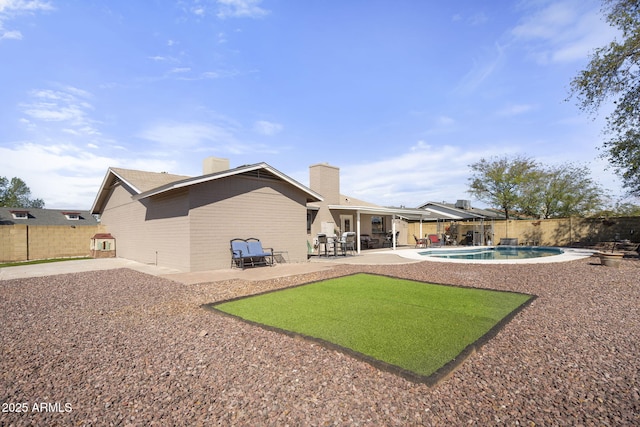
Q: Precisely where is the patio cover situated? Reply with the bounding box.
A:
[326,204,449,253]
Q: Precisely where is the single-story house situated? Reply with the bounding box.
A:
[91,158,323,271]
[91,158,450,272]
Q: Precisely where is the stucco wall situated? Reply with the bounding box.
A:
[189,175,310,270]
[98,172,312,272]
[100,184,191,271]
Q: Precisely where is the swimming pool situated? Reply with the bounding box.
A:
[419,246,564,260]
[418,246,564,261]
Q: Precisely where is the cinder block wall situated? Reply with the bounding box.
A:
[409,217,640,246]
[0,225,28,261]
[0,224,106,262]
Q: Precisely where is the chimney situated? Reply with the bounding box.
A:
[203,157,230,175]
[309,163,340,204]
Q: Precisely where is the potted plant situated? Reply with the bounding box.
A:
[598,240,625,267]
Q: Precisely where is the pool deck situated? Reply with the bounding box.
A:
[0,246,599,284]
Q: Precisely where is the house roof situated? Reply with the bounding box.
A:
[417,201,505,220]
[315,195,448,221]
[91,162,323,214]
[109,167,191,193]
[327,203,446,221]
[0,207,98,226]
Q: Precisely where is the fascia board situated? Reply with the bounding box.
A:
[91,168,141,214]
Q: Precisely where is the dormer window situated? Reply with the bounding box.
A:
[10,210,29,219]
[62,212,81,221]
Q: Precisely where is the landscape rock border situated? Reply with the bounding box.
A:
[1,258,638,425]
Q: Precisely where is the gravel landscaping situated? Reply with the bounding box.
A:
[1,257,639,426]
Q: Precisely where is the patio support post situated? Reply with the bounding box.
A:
[356,210,361,254]
[392,214,397,250]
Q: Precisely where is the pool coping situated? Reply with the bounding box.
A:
[376,246,597,264]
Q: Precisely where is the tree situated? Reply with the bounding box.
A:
[468,157,605,219]
[0,176,45,208]
[569,0,640,196]
[467,155,540,220]
[532,164,605,218]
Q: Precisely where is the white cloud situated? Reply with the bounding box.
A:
[169,67,191,74]
[138,122,234,149]
[20,86,100,136]
[0,0,52,13]
[436,115,455,126]
[0,0,52,41]
[216,0,269,19]
[497,103,536,116]
[137,120,284,157]
[0,28,20,39]
[148,55,178,63]
[254,120,283,136]
[0,141,182,209]
[456,42,506,94]
[339,142,513,208]
[511,0,619,64]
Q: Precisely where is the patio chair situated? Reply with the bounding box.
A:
[414,234,426,248]
[230,238,274,269]
[339,232,357,256]
[383,231,399,247]
[360,234,378,249]
[246,238,274,267]
[230,238,250,269]
[317,233,330,257]
[427,234,442,247]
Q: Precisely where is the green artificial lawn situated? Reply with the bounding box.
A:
[213,273,532,380]
[0,257,92,268]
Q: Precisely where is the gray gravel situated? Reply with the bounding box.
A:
[1,257,639,426]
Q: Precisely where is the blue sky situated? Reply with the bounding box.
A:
[0,0,629,210]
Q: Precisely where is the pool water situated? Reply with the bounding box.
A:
[419,246,564,260]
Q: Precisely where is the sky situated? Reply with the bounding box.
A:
[0,0,633,210]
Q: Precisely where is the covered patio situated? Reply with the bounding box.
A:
[323,204,451,254]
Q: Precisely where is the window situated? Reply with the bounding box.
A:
[10,211,29,219]
[371,216,384,233]
[307,210,317,233]
[63,212,80,220]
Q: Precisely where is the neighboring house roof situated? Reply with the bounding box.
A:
[417,201,505,220]
[91,162,323,214]
[0,207,99,226]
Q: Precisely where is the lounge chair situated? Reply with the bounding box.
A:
[499,238,518,246]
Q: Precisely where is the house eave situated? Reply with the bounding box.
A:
[328,205,438,221]
[90,168,142,215]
